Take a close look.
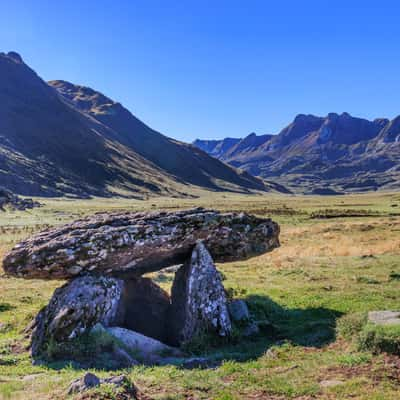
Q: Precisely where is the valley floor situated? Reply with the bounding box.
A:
[1,191,400,399]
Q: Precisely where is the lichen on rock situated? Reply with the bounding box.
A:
[3,208,280,279]
[168,241,232,345]
[30,275,124,357]
[6,208,280,366]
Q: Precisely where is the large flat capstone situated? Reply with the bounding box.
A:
[2,208,280,279]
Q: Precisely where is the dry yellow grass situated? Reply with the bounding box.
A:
[259,219,400,271]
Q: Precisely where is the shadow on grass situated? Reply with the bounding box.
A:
[36,294,342,371]
[184,294,343,365]
[245,294,343,348]
[0,303,15,312]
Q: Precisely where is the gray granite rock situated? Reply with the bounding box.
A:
[242,322,260,337]
[67,373,137,396]
[30,275,124,357]
[68,372,100,395]
[368,311,400,325]
[229,299,250,322]
[106,326,181,359]
[168,241,232,345]
[3,208,280,279]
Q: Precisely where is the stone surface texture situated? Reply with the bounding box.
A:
[106,326,181,358]
[31,275,123,356]
[228,299,250,322]
[168,241,232,345]
[368,311,400,326]
[68,372,100,395]
[67,373,138,397]
[3,208,280,279]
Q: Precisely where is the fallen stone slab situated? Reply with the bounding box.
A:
[168,241,232,345]
[106,326,182,359]
[3,208,279,279]
[368,311,400,326]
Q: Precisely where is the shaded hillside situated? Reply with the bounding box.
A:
[0,51,267,197]
[194,112,400,193]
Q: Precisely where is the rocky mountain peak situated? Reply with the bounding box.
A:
[1,51,24,63]
[193,111,400,193]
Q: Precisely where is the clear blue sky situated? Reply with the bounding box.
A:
[2,1,400,141]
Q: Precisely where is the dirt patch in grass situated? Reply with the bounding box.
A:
[320,353,400,385]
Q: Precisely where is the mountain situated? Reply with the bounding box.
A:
[194,112,400,193]
[193,138,241,159]
[0,51,269,198]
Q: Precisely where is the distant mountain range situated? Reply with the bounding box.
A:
[194,112,400,194]
[0,51,273,198]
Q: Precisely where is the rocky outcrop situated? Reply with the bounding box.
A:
[168,242,231,345]
[0,187,40,211]
[3,208,280,280]
[31,275,124,356]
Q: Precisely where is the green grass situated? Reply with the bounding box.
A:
[1,191,400,399]
[358,324,400,355]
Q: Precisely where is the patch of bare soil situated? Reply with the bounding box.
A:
[319,354,400,385]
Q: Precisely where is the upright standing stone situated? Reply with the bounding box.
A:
[168,241,232,345]
[30,275,124,356]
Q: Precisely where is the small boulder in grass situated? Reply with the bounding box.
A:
[228,300,250,322]
[368,311,400,326]
[242,322,260,337]
[67,373,140,398]
[320,380,344,388]
[68,373,100,395]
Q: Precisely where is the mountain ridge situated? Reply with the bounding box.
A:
[194,112,400,193]
[0,51,271,198]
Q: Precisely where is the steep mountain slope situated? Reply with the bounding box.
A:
[0,51,267,197]
[194,113,400,193]
[193,138,241,159]
[48,80,264,194]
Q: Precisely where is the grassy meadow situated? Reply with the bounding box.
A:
[1,191,400,399]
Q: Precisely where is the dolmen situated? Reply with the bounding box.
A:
[3,208,279,366]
